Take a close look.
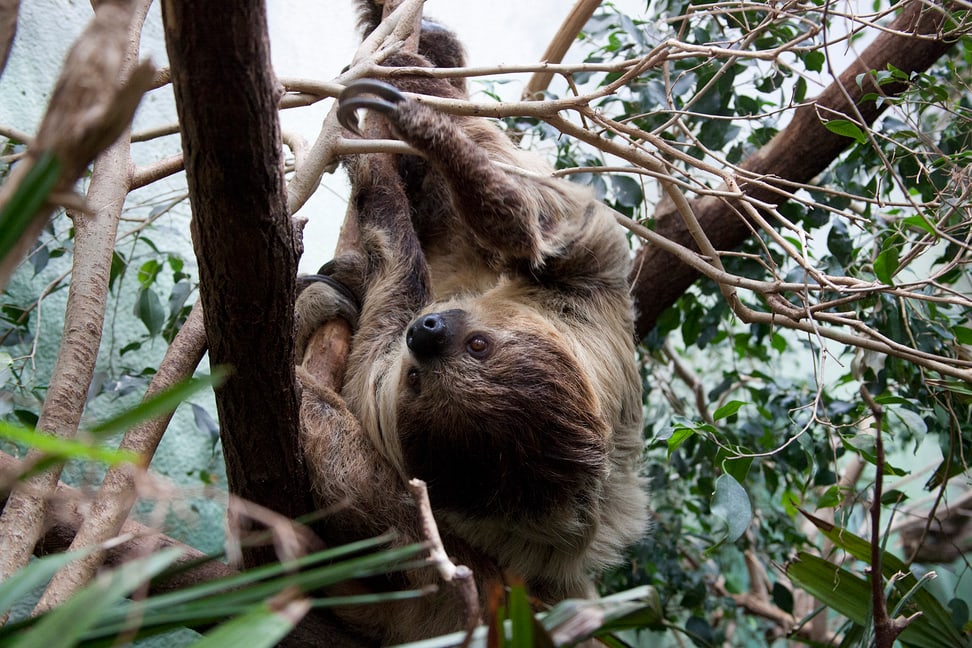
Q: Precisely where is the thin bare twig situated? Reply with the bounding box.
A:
[408,479,480,635]
[860,387,916,647]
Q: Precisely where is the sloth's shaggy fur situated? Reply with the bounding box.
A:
[295,5,648,643]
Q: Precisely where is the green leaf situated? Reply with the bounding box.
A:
[0,151,61,263]
[137,259,162,288]
[135,287,166,335]
[713,400,745,421]
[666,426,695,458]
[77,537,429,641]
[508,584,539,648]
[816,485,841,509]
[0,548,98,617]
[804,50,825,72]
[771,583,793,615]
[711,473,752,542]
[11,549,182,648]
[953,326,972,345]
[89,370,227,436]
[0,421,138,467]
[785,553,871,625]
[799,511,968,647]
[873,246,899,285]
[824,119,867,145]
[609,175,643,209]
[190,597,310,648]
[902,213,936,236]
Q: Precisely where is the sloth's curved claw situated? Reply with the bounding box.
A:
[296,272,358,311]
[337,79,406,134]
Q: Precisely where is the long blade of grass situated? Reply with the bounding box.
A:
[0,151,60,262]
[88,370,227,436]
[9,548,182,648]
[0,547,97,616]
[801,510,967,646]
[188,595,310,648]
[83,541,428,641]
[0,421,138,467]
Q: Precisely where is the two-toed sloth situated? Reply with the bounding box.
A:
[295,3,648,643]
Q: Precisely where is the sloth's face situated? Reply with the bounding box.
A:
[393,301,609,518]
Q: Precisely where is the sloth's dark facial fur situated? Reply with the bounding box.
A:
[394,305,608,518]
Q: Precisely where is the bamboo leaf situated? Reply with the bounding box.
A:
[0,548,97,617]
[798,512,969,647]
[0,151,61,262]
[89,370,227,436]
[190,595,310,648]
[10,549,182,648]
[0,421,138,467]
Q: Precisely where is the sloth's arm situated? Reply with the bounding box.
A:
[338,81,590,269]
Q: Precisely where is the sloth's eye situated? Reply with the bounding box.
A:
[465,335,491,359]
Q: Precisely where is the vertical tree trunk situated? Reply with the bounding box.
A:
[161,0,314,568]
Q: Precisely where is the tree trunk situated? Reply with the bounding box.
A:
[631,0,955,338]
[161,0,314,568]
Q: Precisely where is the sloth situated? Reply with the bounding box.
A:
[294,6,648,644]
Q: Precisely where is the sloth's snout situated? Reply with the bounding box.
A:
[406,310,460,359]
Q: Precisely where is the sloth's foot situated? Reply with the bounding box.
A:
[337,79,406,134]
[295,271,361,359]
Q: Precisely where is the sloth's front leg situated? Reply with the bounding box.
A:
[338,79,561,267]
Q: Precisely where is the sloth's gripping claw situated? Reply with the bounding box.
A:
[337,79,406,134]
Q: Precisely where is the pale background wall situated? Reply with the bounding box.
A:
[0,0,643,562]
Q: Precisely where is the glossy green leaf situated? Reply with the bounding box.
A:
[824,119,867,145]
[713,400,745,421]
[874,246,899,285]
[135,287,165,335]
[711,474,752,542]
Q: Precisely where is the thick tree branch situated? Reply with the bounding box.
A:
[0,0,154,292]
[161,0,312,568]
[521,0,602,100]
[0,0,17,77]
[630,0,955,338]
[0,0,152,590]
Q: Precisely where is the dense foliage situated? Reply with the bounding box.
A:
[1,0,971,646]
[552,2,972,645]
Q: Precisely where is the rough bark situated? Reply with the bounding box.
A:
[0,0,152,589]
[0,0,18,77]
[631,0,955,338]
[160,0,314,568]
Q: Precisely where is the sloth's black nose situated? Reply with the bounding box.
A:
[407,312,453,358]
